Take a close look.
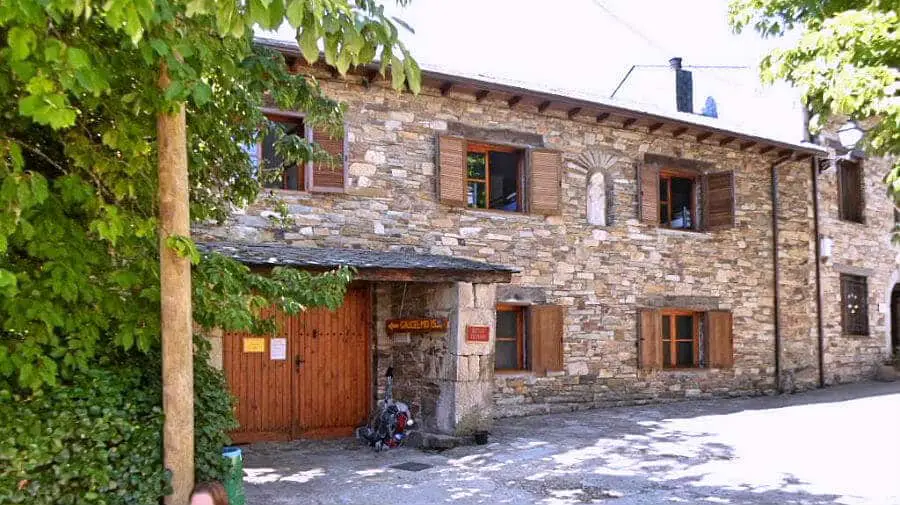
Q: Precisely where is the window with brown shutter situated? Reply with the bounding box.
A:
[840,274,869,335]
[638,308,663,369]
[466,143,523,211]
[494,304,563,375]
[703,171,735,230]
[257,113,307,191]
[838,160,865,223]
[639,308,733,370]
[308,125,347,192]
[528,149,562,215]
[638,164,660,225]
[706,311,734,368]
[529,304,564,375]
[438,135,466,206]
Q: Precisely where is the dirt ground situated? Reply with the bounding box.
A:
[240,381,900,505]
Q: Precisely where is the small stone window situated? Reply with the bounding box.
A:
[466,143,523,211]
[840,274,869,335]
[494,304,564,375]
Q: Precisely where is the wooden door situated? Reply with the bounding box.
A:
[295,285,371,438]
[223,286,371,442]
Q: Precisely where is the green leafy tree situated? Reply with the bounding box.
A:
[729,0,898,200]
[0,0,419,389]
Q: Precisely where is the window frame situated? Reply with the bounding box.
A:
[838,159,865,224]
[465,142,523,213]
[495,304,526,372]
[840,274,870,336]
[660,309,701,369]
[658,169,698,231]
[259,111,307,192]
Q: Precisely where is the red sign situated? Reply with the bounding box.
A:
[386,318,448,334]
[466,325,490,342]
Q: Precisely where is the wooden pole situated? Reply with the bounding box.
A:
[158,61,194,505]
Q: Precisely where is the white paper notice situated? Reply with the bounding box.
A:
[270,338,287,360]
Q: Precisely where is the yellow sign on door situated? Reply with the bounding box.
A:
[243,337,265,353]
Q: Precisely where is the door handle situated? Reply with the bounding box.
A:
[295,355,305,371]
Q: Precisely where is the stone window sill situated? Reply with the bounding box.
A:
[841,333,871,339]
[656,227,712,239]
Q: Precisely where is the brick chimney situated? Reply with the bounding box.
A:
[670,57,693,114]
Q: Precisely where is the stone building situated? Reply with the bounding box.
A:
[196,39,898,441]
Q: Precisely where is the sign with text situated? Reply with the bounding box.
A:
[243,337,265,353]
[466,325,490,342]
[386,318,449,334]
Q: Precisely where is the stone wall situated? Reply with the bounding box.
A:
[195,72,892,417]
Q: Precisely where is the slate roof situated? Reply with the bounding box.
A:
[199,241,519,274]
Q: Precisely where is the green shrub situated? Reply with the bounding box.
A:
[0,338,236,504]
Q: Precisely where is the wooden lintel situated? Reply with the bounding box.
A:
[538,101,552,113]
[739,141,756,151]
[567,107,582,119]
[696,132,713,142]
[718,136,736,146]
[776,149,792,158]
[475,90,489,102]
[440,81,453,96]
[353,268,513,283]
[507,95,522,108]
[758,145,775,155]
[794,152,812,161]
[596,112,610,123]
[672,127,689,138]
[622,118,637,128]
[648,122,665,133]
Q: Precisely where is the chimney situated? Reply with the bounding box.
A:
[670,57,693,113]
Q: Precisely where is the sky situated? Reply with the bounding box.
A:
[269,0,807,142]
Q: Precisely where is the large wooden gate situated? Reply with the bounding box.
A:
[223,286,371,442]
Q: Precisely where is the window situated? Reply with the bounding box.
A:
[838,160,864,223]
[466,143,522,211]
[639,164,734,231]
[438,136,562,215]
[494,304,564,374]
[840,274,869,335]
[659,171,695,230]
[639,309,733,370]
[248,112,347,193]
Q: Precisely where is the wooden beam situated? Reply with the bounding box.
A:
[647,122,665,133]
[696,132,713,142]
[777,149,792,158]
[758,145,775,155]
[440,81,453,96]
[538,100,552,113]
[718,136,736,146]
[567,107,582,120]
[794,153,812,161]
[507,95,522,108]
[739,141,757,151]
[475,90,489,102]
[622,117,637,128]
[596,112,610,123]
[672,127,689,138]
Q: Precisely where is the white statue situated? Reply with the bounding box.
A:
[587,171,606,226]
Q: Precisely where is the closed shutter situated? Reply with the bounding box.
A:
[528,149,562,215]
[638,309,662,369]
[703,171,735,230]
[437,135,466,206]
[638,164,659,224]
[529,305,564,375]
[706,311,734,368]
[838,161,864,223]
[308,125,347,192]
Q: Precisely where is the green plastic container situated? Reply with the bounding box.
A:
[222,447,245,505]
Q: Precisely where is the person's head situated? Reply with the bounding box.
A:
[190,481,228,505]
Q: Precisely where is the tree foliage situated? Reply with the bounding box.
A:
[0,0,419,390]
[729,0,899,201]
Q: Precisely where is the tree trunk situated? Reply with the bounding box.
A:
[158,61,194,504]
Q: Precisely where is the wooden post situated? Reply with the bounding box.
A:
[158,61,194,504]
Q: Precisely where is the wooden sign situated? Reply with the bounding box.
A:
[243,337,265,353]
[466,325,490,342]
[386,318,448,334]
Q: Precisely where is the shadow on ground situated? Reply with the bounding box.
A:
[240,381,900,505]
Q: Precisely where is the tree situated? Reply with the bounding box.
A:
[729,0,899,200]
[0,1,419,502]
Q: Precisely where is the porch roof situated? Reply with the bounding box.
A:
[199,241,519,283]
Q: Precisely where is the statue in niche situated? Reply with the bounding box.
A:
[574,150,619,226]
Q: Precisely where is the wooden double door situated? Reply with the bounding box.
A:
[223,286,371,442]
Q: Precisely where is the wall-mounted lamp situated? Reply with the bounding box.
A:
[820,236,834,261]
[837,121,865,150]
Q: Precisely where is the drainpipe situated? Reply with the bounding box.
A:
[770,155,792,394]
[811,158,826,388]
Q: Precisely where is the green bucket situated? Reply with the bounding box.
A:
[222,447,245,505]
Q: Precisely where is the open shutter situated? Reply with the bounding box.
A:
[528,149,562,215]
[529,305,564,375]
[706,311,734,368]
[638,164,659,224]
[437,135,466,206]
[638,309,662,369]
[703,171,735,230]
[308,125,347,192]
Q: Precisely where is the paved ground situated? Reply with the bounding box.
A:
[241,381,900,505]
